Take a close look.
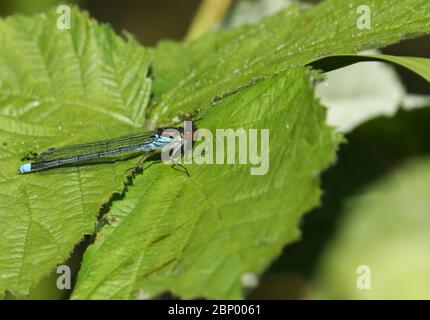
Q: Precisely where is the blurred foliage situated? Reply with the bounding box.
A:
[0,0,70,15]
[316,59,406,132]
[0,0,200,45]
[316,157,430,299]
[260,106,430,298]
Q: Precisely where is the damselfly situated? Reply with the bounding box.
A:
[18,126,195,174]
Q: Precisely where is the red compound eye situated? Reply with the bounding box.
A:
[184,130,194,140]
[161,128,180,138]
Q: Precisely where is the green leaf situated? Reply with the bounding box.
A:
[222,1,430,133]
[72,67,340,299]
[0,8,152,296]
[1,0,430,299]
[315,158,430,299]
[309,54,430,83]
[151,0,430,122]
[72,0,430,297]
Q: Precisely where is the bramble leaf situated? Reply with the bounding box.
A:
[0,8,152,296]
[1,0,430,299]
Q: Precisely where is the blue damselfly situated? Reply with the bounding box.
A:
[18,125,195,174]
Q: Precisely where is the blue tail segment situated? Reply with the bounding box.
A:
[18,163,32,174]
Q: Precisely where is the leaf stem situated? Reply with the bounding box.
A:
[185,0,233,41]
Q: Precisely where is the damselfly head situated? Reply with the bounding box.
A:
[184,122,198,140]
[156,124,197,142]
[156,127,182,142]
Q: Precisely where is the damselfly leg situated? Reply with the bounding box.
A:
[171,163,190,177]
[170,143,191,177]
[126,154,154,175]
